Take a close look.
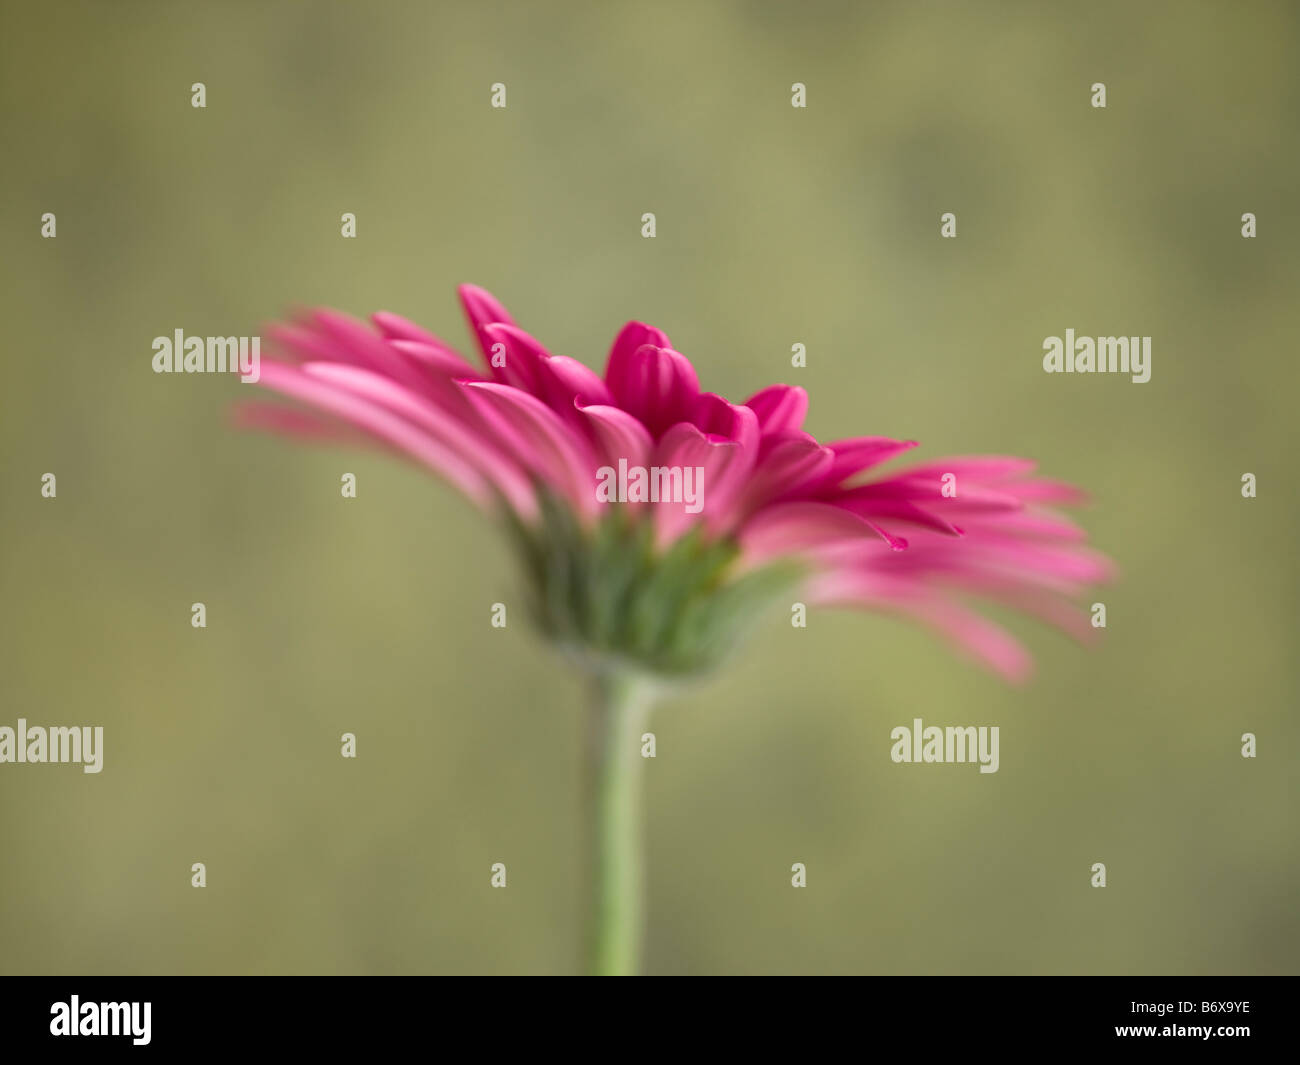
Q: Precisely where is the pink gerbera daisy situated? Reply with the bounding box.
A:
[235,284,1113,974]
[238,284,1111,683]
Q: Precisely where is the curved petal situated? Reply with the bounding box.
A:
[536,356,614,441]
[690,392,760,454]
[232,400,399,455]
[301,362,536,517]
[458,284,516,378]
[744,384,808,436]
[739,500,907,563]
[371,310,459,354]
[892,456,1038,482]
[482,321,551,396]
[388,339,482,380]
[848,478,1025,512]
[805,570,1032,682]
[649,422,746,544]
[266,322,352,367]
[607,343,701,438]
[463,381,599,519]
[541,355,613,410]
[605,320,671,381]
[574,401,654,470]
[832,489,964,536]
[255,361,492,508]
[812,436,919,493]
[310,309,430,393]
[738,438,833,516]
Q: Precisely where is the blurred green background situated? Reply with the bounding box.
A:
[1,0,1296,974]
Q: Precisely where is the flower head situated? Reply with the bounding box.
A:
[237,285,1112,681]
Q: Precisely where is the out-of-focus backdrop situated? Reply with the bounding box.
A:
[1,0,1296,974]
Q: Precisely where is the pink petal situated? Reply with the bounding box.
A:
[532,356,615,442]
[541,356,613,410]
[833,493,964,537]
[740,501,907,563]
[464,381,599,519]
[955,537,1116,588]
[891,456,1038,483]
[959,508,1086,542]
[574,401,654,470]
[744,384,808,436]
[756,428,818,461]
[850,478,1025,512]
[738,438,833,515]
[388,339,482,380]
[232,400,396,454]
[806,571,1032,683]
[301,362,537,517]
[371,310,457,353]
[607,343,701,437]
[255,361,492,507]
[906,599,1034,683]
[814,436,919,491]
[1006,478,1089,505]
[650,422,747,544]
[605,321,671,379]
[311,309,429,392]
[482,322,551,396]
[458,284,516,378]
[267,322,353,367]
[690,392,760,454]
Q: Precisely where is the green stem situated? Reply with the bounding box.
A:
[585,669,654,976]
